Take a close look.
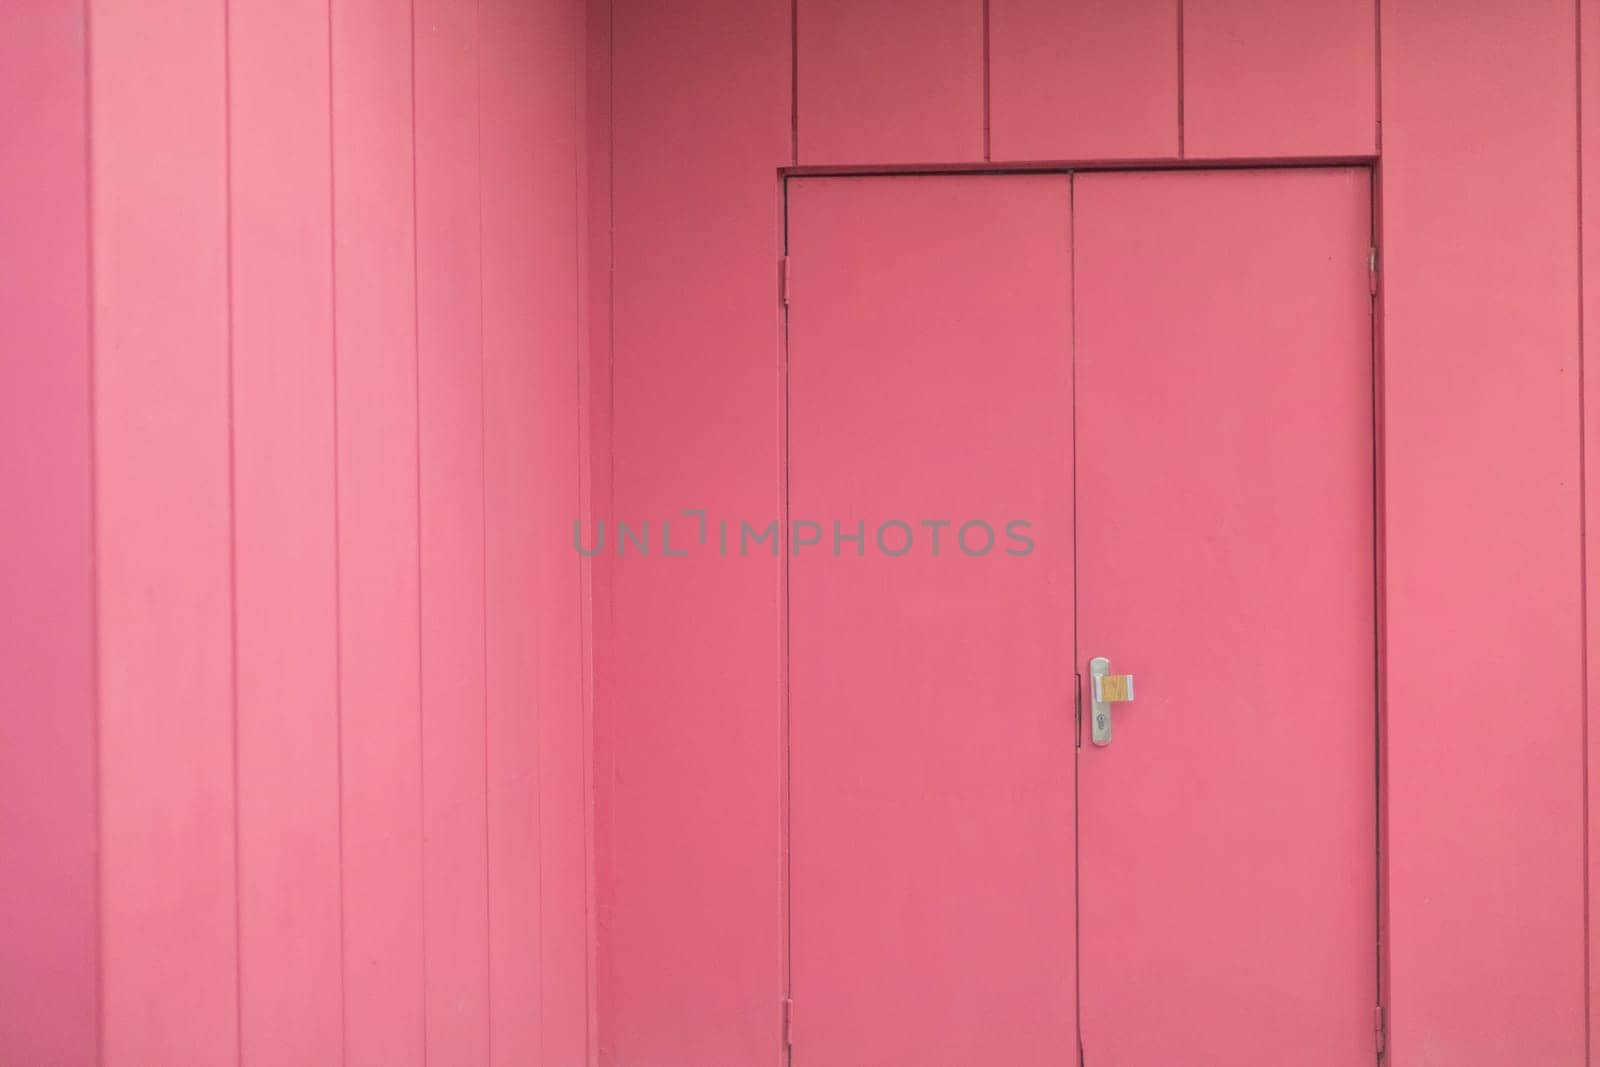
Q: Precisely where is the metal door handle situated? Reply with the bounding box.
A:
[1088,656,1134,747]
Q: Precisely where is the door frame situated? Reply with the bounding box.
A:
[776,161,1387,1063]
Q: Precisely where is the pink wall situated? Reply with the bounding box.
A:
[595,1,789,1062]
[0,3,98,1064]
[1382,3,1585,1062]
[591,2,1598,1065]
[9,1,1600,1064]
[2,0,593,1063]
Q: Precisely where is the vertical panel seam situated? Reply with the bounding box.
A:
[602,9,617,1055]
[571,0,596,1060]
[409,0,430,1061]
[1176,0,1185,158]
[1372,0,1387,1034]
[1373,0,1383,153]
[790,0,799,163]
[1068,171,1081,1058]
[327,0,349,1058]
[779,176,792,1059]
[221,2,244,1061]
[1369,160,1388,1049]
[474,0,493,1056]
[981,0,990,161]
[1580,2,1593,1063]
[531,8,548,1041]
[83,0,105,1059]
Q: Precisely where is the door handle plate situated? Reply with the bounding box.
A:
[1089,656,1133,747]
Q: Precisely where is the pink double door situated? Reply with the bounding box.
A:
[787,170,1376,1065]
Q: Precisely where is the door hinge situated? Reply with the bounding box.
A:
[1368,246,1379,297]
[780,256,791,305]
[1375,1004,1386,1056]
[782,997,794,1047]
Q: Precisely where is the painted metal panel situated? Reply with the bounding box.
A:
[415,2,491,1062]
[797,0,982,164]
[481,1,547,1060]
[1183,0,1376,159]
[0,3,98,1062]
[88,0,239,1061]
[788,175,1075,1065]
[1381,1,1585,1062]
[989,0,1178,161]
[227,1,343,1062]
[602,0,792,1062]
[331,2,426,1063]
[523,1,589,1061]
[1074,168,1375,1064]
[2,4,594,1062]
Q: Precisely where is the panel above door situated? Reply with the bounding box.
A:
[989,0,1180,162]
[1183,0,1378,158]
[796,0,984,164]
